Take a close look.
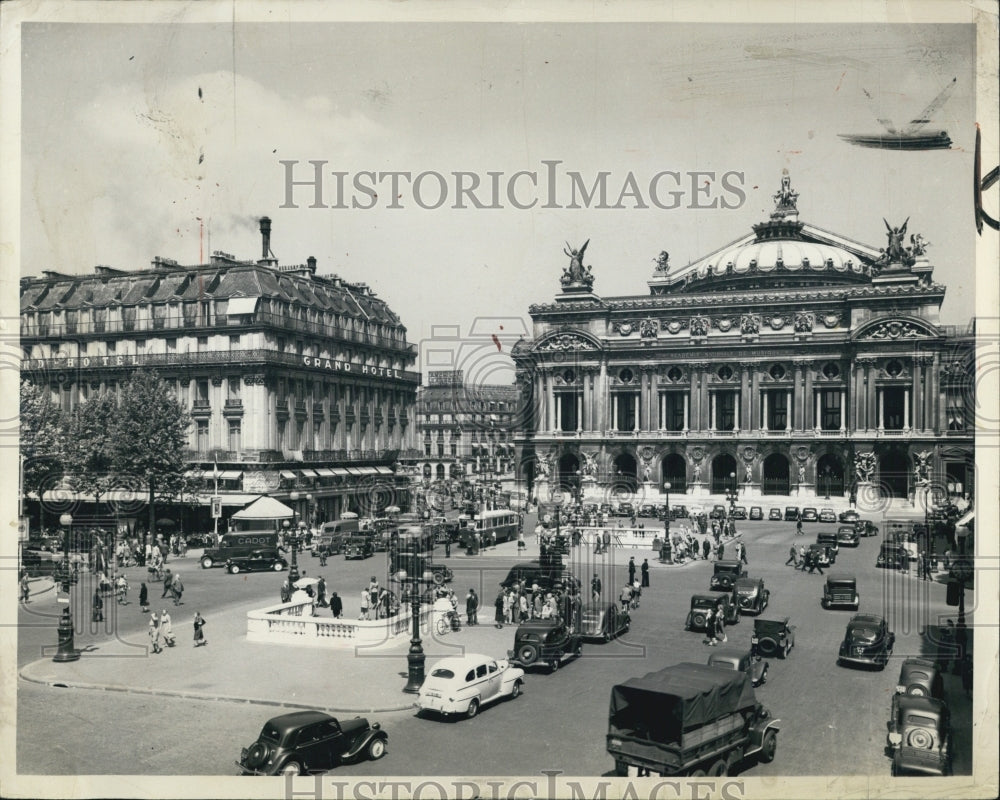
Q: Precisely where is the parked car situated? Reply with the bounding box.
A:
[768,507,783,521]
[236,710,386,775]
[500,561,578,594]
[711,560,747,591]
[886,695,953,776]
[894,658,945,699]
[508,619,582,672]
[710,505,727,520]
[749,506,764,521]
[579,602,631,642]
[808,543,834,568]
[784,506,800,521]
[838,613,895,670]
[734,577,770,615]
[856,520,879,537]
[670,505,689,520]
[226,549,288,574]
[752,617,795,659]
[836,525,861,547]
[343,535,374,560]
[819,508,837,523]
[801,507,819,522]
[184,533,211,549]
[877,542,908,570]
[417,654,524,719]
[822,574,860,610]
[839,509,861,524]
[685,593,740,631]
[616,502,635,518]
[637,504,657,519]
[731,506,748,520]
[816,530,840,558]
[708,646,769,687]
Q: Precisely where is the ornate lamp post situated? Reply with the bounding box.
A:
[283,502,302,585]
[400,566,434,693]
[663,481,672,539]
[53,513,80,663]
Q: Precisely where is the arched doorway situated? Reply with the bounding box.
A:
[558,452,582,494]
[879,450,909,498]
[816,453,846,498]
[422,463,432,479]
[761,453,790,495]
[661,453,687,493]
[711,454,738,494]
[611,452,638,492]
[435,463,446,481]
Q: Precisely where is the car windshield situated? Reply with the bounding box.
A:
[905,714,938,728]
[430,668,455,679]
[736,585,756,595]
[850,626,878,639]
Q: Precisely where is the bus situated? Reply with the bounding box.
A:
[458,510,520,549]
[389,525,452,586]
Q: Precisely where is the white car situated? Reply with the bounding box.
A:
[417,654,524,719]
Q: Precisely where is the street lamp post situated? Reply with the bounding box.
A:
[663,481,672,540]
[283,514,302,585]
[53,513,80,663]
[400,567,433,694]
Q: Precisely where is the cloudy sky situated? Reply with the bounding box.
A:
[19,19,976,383]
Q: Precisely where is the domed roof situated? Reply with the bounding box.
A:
[693,237,863,278]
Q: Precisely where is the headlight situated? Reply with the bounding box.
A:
[609,738,623,748]
[888,732,902,746]
[895,685,905,694]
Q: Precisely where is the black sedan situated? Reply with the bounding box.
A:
[838,613,895,670]
[226,550,288,574]
[237,710,386,775]
[839,509,861,524]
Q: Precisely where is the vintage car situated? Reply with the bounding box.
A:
[887,696,953,776]
[768,507,784,521]
[819,508,837,523]
[816,531,840,558]
[731,506,748,520]
[836,525,861,547]
[685,592,740,631]
[839,509,861,524]
[509,619,583,672]
[734,577,770,615]
[838,613,895,670]
[579,602,630,642]
[894,658,945,699]
[800,507,819,522]
[807,543,834,568]
[710,560,748,591]
[637,504,657,519]
[822,574,860,610]
[236,710,386,775]
[784,506,800,521]
[500,561,578,594]
[670,504,689,520]
[616,502,635,518]
[710,504,727,520]
[749,506,764,521]
[343,535,374,560]
[708,646,769,687]
[417,654,524,719]
[856,519,879,537]
[752,617,795,659]
[877,542,908,570]
[225,549,288,574]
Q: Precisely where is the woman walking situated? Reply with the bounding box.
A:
[148,613,162,654]
[193,612,207,647]
[139,582,149,612]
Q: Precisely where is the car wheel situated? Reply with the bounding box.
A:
[689,768,707,777]
[244,742,268,769]
[273,562,284,571]
[692,613,707,628]
[759,730,777,763]
[367,737,386,760]
[229,564,241,574]
[907,728,936,749]
[432,571,445,586]
[757,637,779,657]
[907,685,927,697]
[280,761,302,776]
[200,557,213,569]
[466,698,480,719]
[510,680,522,699]
[517,644,539,666]
[574,641,583,657]
[708,758,728,777]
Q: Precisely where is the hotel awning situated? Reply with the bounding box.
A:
[331,468,352,476]
[218,470,243,480]
[375,466,395,475]
[345,467,365,476]
[227,296,260,315]
[298,468,319,478]
[279,470,297,480]
[356,466,379,475]
[314,468,335,477]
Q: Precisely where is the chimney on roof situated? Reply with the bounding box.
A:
[306,256,317,274]
[259,217,272,260]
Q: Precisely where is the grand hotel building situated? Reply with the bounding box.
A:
[512,174,976,507]
[20,218,420,527]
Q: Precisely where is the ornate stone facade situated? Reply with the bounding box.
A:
[514,174,975,504]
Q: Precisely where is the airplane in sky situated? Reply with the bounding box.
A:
[839,77,956,151]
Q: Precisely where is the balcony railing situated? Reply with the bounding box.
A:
[20,349,420,384]
[183,447,401,464]
[20,310,417,356]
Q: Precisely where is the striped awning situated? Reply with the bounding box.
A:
[299,468,319,478]
[314,468,335,477]
[227,296,260,315]
[331,468,352,476]
[345,467,365,476]
[375,466,394,475]
[218,470,243,480]
[356,466,379,475]
[279,470,297,480]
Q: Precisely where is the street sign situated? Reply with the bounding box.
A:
[211,496,222,518]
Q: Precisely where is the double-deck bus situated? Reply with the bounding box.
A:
[458,510,519,549]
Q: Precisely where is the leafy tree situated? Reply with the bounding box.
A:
[62,390,119,513]
[110,370,191,546]
[19,379,66,528]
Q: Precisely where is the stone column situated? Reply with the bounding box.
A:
[851,361,863,431]
[739,364,750,431]
[785,389,792,432]
[709,391,716,431]
[912,359,922,431]
[633,393,640,432]
[749,365,760,431]
[554,391,562,432]
[612,394,619,432]
[597,362,608,433]
[792,362,803,430]
[683,392,689,432]
[839,390,846,432]
[815,391,822,432]
[734,393,740,433]
[696,363,709,431]
[576,392,583,433]
[903,388,910,431]
[762,390,769,431]
[640,371,650,431]
[878,388,885,431]
[658,391,664,431]
[866,360,878,432]
[803,361,814,430]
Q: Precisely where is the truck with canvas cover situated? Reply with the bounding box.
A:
[607,662,780,777]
